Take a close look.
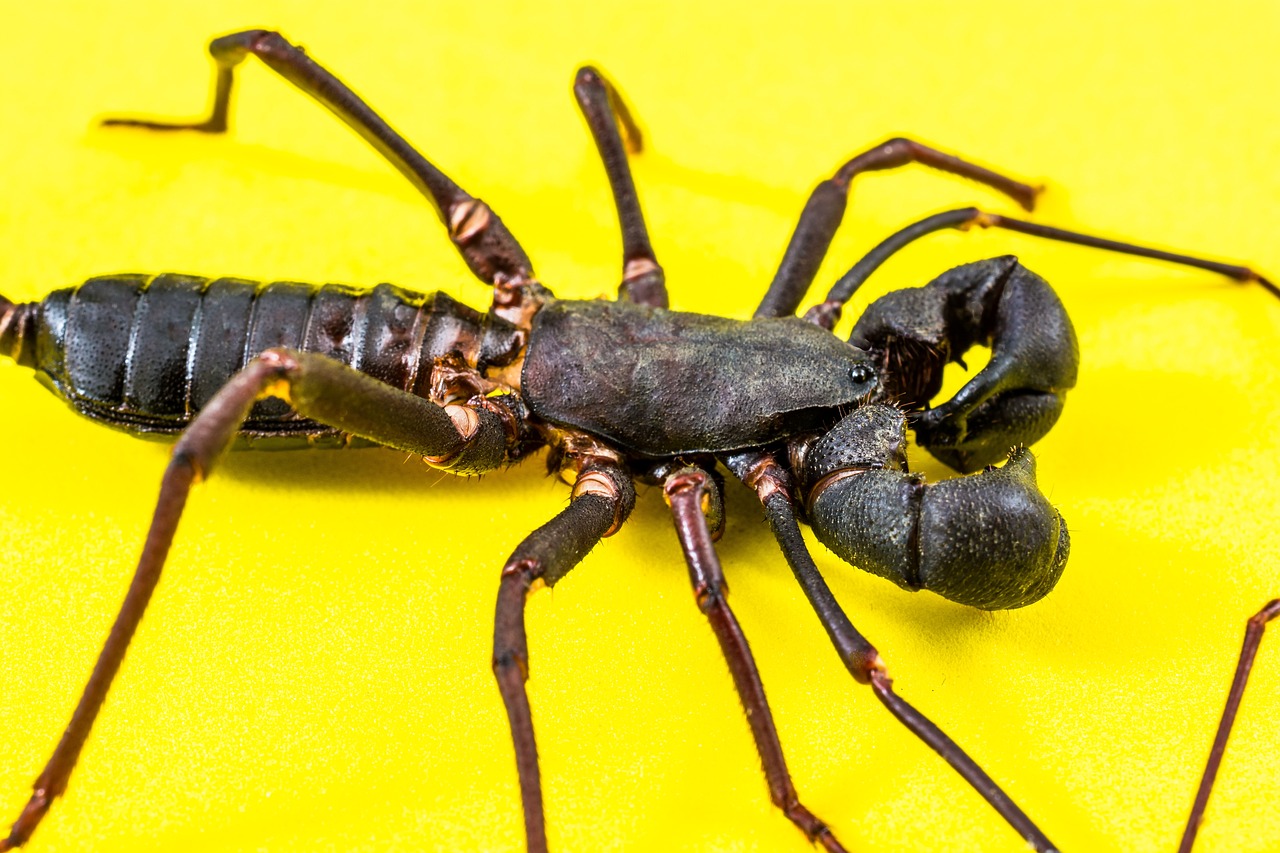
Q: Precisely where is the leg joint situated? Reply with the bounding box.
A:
[571,462,636,537]
[502,558,545,587]
[491,648,530,680]
[425,406,507,475]
[694,580,727,613]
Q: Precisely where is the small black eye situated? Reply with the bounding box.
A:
[849,364,875,384]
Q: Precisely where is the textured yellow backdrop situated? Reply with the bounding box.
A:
[1,3,1277,852]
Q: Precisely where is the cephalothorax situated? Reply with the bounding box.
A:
[1,30,1275,853]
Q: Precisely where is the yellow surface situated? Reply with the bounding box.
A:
[1,3,1278,852]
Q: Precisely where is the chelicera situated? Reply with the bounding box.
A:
[1,29,1275,853]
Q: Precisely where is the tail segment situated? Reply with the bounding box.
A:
[0,295,37,367]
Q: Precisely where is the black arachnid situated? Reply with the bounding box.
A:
[2,18,1278,853]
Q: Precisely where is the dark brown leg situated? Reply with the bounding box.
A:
[1,348,511,851]
[102,30,537,294]
[724,450,1059,853]
[492,463,635,853]
[1178,599,1280,853]
[755,138,1042,319]
[573,67,667,308]
[664,466,848,853]
[804,207,1278,329]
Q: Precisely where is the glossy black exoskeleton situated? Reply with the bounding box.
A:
[2,29,1274,853]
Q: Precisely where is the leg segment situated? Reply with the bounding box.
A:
[102,30,537,292]
[1,349,510,851]
[573,67,667,308]
[663,466,847,853]
[724,450,1059,853]
[492,463,635,853]
[806,207,1277,329]
[755,139,1042,319]
[1178,599,1280,853]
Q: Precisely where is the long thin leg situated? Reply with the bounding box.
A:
[102,30,537,294]
[492,462,635,853]
[804,207,1279,329]
[663,466,848,853]
[573,67,667,308]
[724,449,1059,853]
[755,138,1042,319]
[1178,599,1280,853]
[1,348,511,851]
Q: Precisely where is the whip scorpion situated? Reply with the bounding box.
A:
[1,29,1276,853]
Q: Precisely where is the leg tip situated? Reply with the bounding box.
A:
[99,116,227,133]
[1016,182,1046,212]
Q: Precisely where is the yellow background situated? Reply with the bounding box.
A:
[1,3,1278,852]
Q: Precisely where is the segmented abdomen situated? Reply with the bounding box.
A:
[32,273,519,443]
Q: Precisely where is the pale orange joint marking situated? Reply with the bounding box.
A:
[662,471,706,503]
[0,301,30,363]
[448,198,490,243]
[572,470,625,536]
[957,210,997,231]
[622,257,660,281]
[423,405,481,467]
[502,558,539,579]
[741,457,788,505]
[443,404,480,440]
[867,652,888,677]
[570,470,617,501]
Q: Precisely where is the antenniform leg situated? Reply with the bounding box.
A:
[492,463,635,853]
[573,67,667,308]
[1178,599,1280,853]
[664,466,848,853]
[101,30,544,318]
[724,449,1060,852]
[754,139,1042,319]
[1,349,512,851]
[808,206,1279,328]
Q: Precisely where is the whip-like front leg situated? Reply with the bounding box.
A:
[492,462,635,853]
[807,206,1279,329]
[755,139,1041,319]
[664,466,848,853]
[101,30,545,319]
[724,449,1060,853]
[1,349,512,851]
